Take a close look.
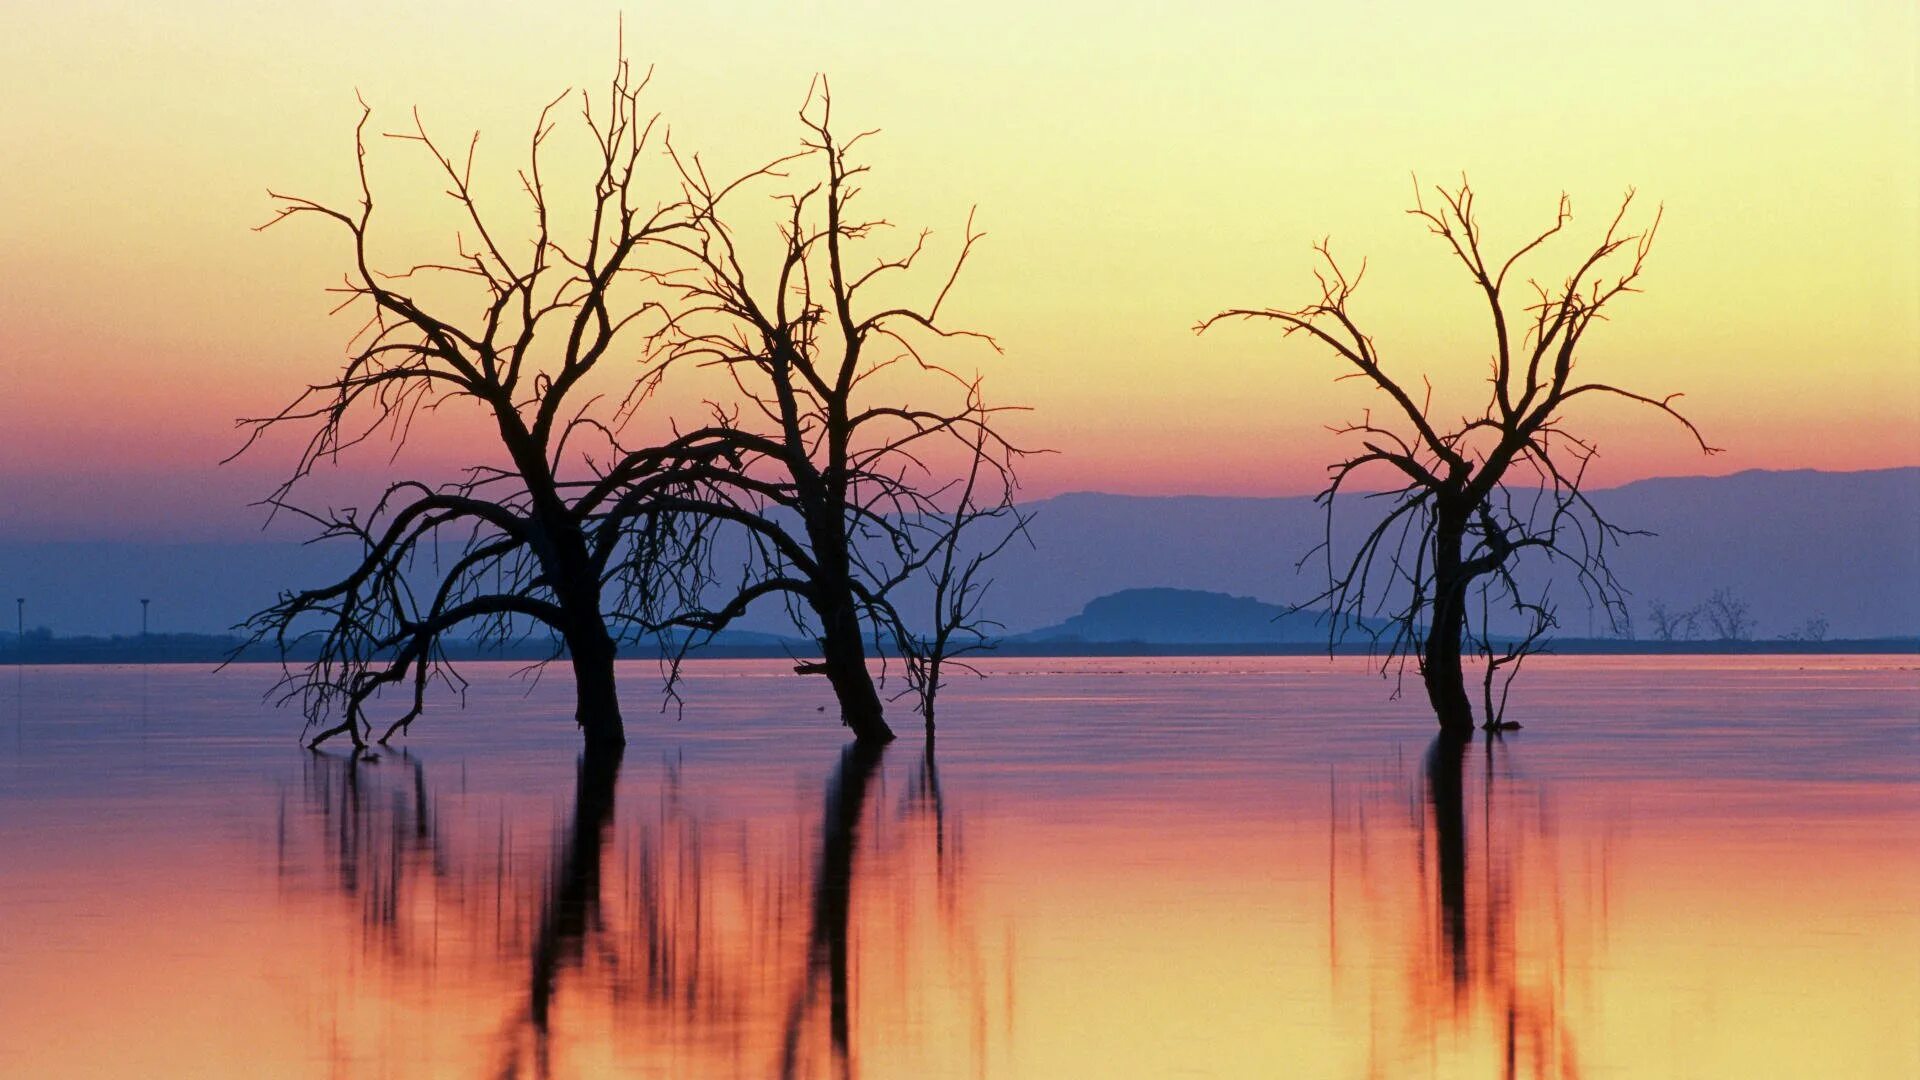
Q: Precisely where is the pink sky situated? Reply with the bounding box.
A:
[2,2,1915,540]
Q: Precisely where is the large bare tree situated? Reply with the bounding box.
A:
[234,58,710,754]
[1201,180,1716,733]
[618,81,1026,744]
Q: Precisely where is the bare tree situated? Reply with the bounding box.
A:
[1646,599,1701,643]
[1201,179,1716,733]
[233,56,710,753]
[628,81,1027,744]
[1701,587,1755,641]
[1782,615,1829,643]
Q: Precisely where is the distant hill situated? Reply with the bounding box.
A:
[986,467,1920,640]
[1003,588,1917,654]
[2,467,1915,640]
[1014,588,1335,644]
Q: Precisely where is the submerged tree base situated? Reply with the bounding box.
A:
[1424,668,1479,737]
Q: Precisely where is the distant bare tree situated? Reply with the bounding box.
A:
[233,56,711,753]
[1201,179,1716,733]
[1646,599,1702,643]
[1702,587,1755,641]
[1782,615,1830,643]
[631,82,1028,743]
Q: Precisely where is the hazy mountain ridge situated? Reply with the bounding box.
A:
[989,467,1920,641]
[1010,587,1918,651]
[2,467,1914,639]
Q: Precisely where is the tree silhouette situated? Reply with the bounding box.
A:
[233,56,713,753]
[1201,179,1716,732]
[632,80,1027,743]
[1782,615,1829,643]
[235,47,1027,750]
[902,417,1030,735]
[1646,598,1702,643]
[1701,586,1755,641]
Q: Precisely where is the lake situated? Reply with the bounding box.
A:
[0,656,1915,1078]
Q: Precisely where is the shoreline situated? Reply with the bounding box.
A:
[4,636,1914,666]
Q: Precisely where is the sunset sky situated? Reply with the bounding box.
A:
[3,1,1915,540]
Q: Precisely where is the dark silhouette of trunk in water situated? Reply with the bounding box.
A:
[800,508,892,743]
[560,613,625,752]
[528,746,625,1042]
[814,592,891,743]
[782,740,888,1079]
[909,737,948,869]
[1424,732,1471,997]
[1409,729,1583,1073]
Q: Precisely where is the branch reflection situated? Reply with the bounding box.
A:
[280,738,996,1078]
[1334,733,1613,1078]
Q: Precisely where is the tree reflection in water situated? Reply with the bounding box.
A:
[780,741,882,1080]
[280,739,994,1078]
[1332,733,1614,1078]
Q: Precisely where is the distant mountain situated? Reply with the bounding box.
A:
[1015,588,1334,644]
[1003,588,1917,653]
[983,467,1920,640]
[2,467,1915,640]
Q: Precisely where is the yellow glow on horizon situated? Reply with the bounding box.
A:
[1,1,1915,514]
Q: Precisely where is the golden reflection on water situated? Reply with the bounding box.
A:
[1,657,1916,1077]
[1329,735,1605,1078]
[282,740,1001,1079]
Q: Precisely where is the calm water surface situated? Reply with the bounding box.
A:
[0,656,1915,1078]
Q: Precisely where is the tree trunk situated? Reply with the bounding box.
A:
[921,658,941,737]
[798,496,896,743]
[815,594,895,744]
[1423,518,1477,735]
[1424,592,1475,733]
[564,616,626,753]
[520,459,625,754]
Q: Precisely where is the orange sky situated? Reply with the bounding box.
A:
[1,1,1915,537]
